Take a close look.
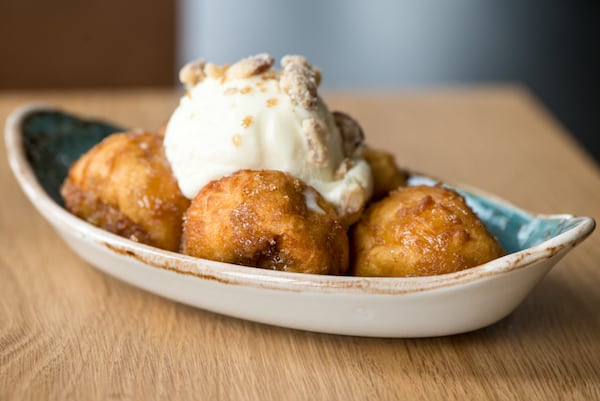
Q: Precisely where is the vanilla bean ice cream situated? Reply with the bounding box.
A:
[164,54,373,221]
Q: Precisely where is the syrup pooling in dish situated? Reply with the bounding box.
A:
[60,53,505,276]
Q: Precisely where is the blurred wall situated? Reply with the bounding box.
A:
[178,0,599,161]
[0,0,176,88]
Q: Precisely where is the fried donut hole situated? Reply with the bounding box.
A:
[60,132,190,251]
[352,185,505,277]
[363,147,408,200]
[182,169,349,275]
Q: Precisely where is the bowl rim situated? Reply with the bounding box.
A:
[4,103,596,295]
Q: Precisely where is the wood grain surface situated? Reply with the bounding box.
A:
[1,86,599,400]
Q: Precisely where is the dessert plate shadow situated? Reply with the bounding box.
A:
[5,104,595,337]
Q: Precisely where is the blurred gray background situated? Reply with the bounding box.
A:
[179,0,600,162]
[1,0,597,162]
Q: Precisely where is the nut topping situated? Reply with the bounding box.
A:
[302,118,328,166]
[179,59,206,88]
[279,55,319,109]
[333,111,365,157]
[204,63,230,83]
[228,53,275,79]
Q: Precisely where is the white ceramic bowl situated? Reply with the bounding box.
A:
[4,104,595,337]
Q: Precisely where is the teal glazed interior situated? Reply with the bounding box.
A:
[408,177,579,254]
[21,109,578,255]
[21,110,123,205]
[458,191,580,253]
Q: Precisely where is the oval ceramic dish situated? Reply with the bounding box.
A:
[5,104,595,337]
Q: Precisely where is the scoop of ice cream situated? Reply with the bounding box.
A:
[164,53,373,220]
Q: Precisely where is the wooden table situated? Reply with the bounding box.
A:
[1,87,599,400]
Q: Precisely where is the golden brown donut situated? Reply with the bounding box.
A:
[352,185,505,277]
[60,131,190,251]
[182,169,349,274]
[363,147,408,200]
